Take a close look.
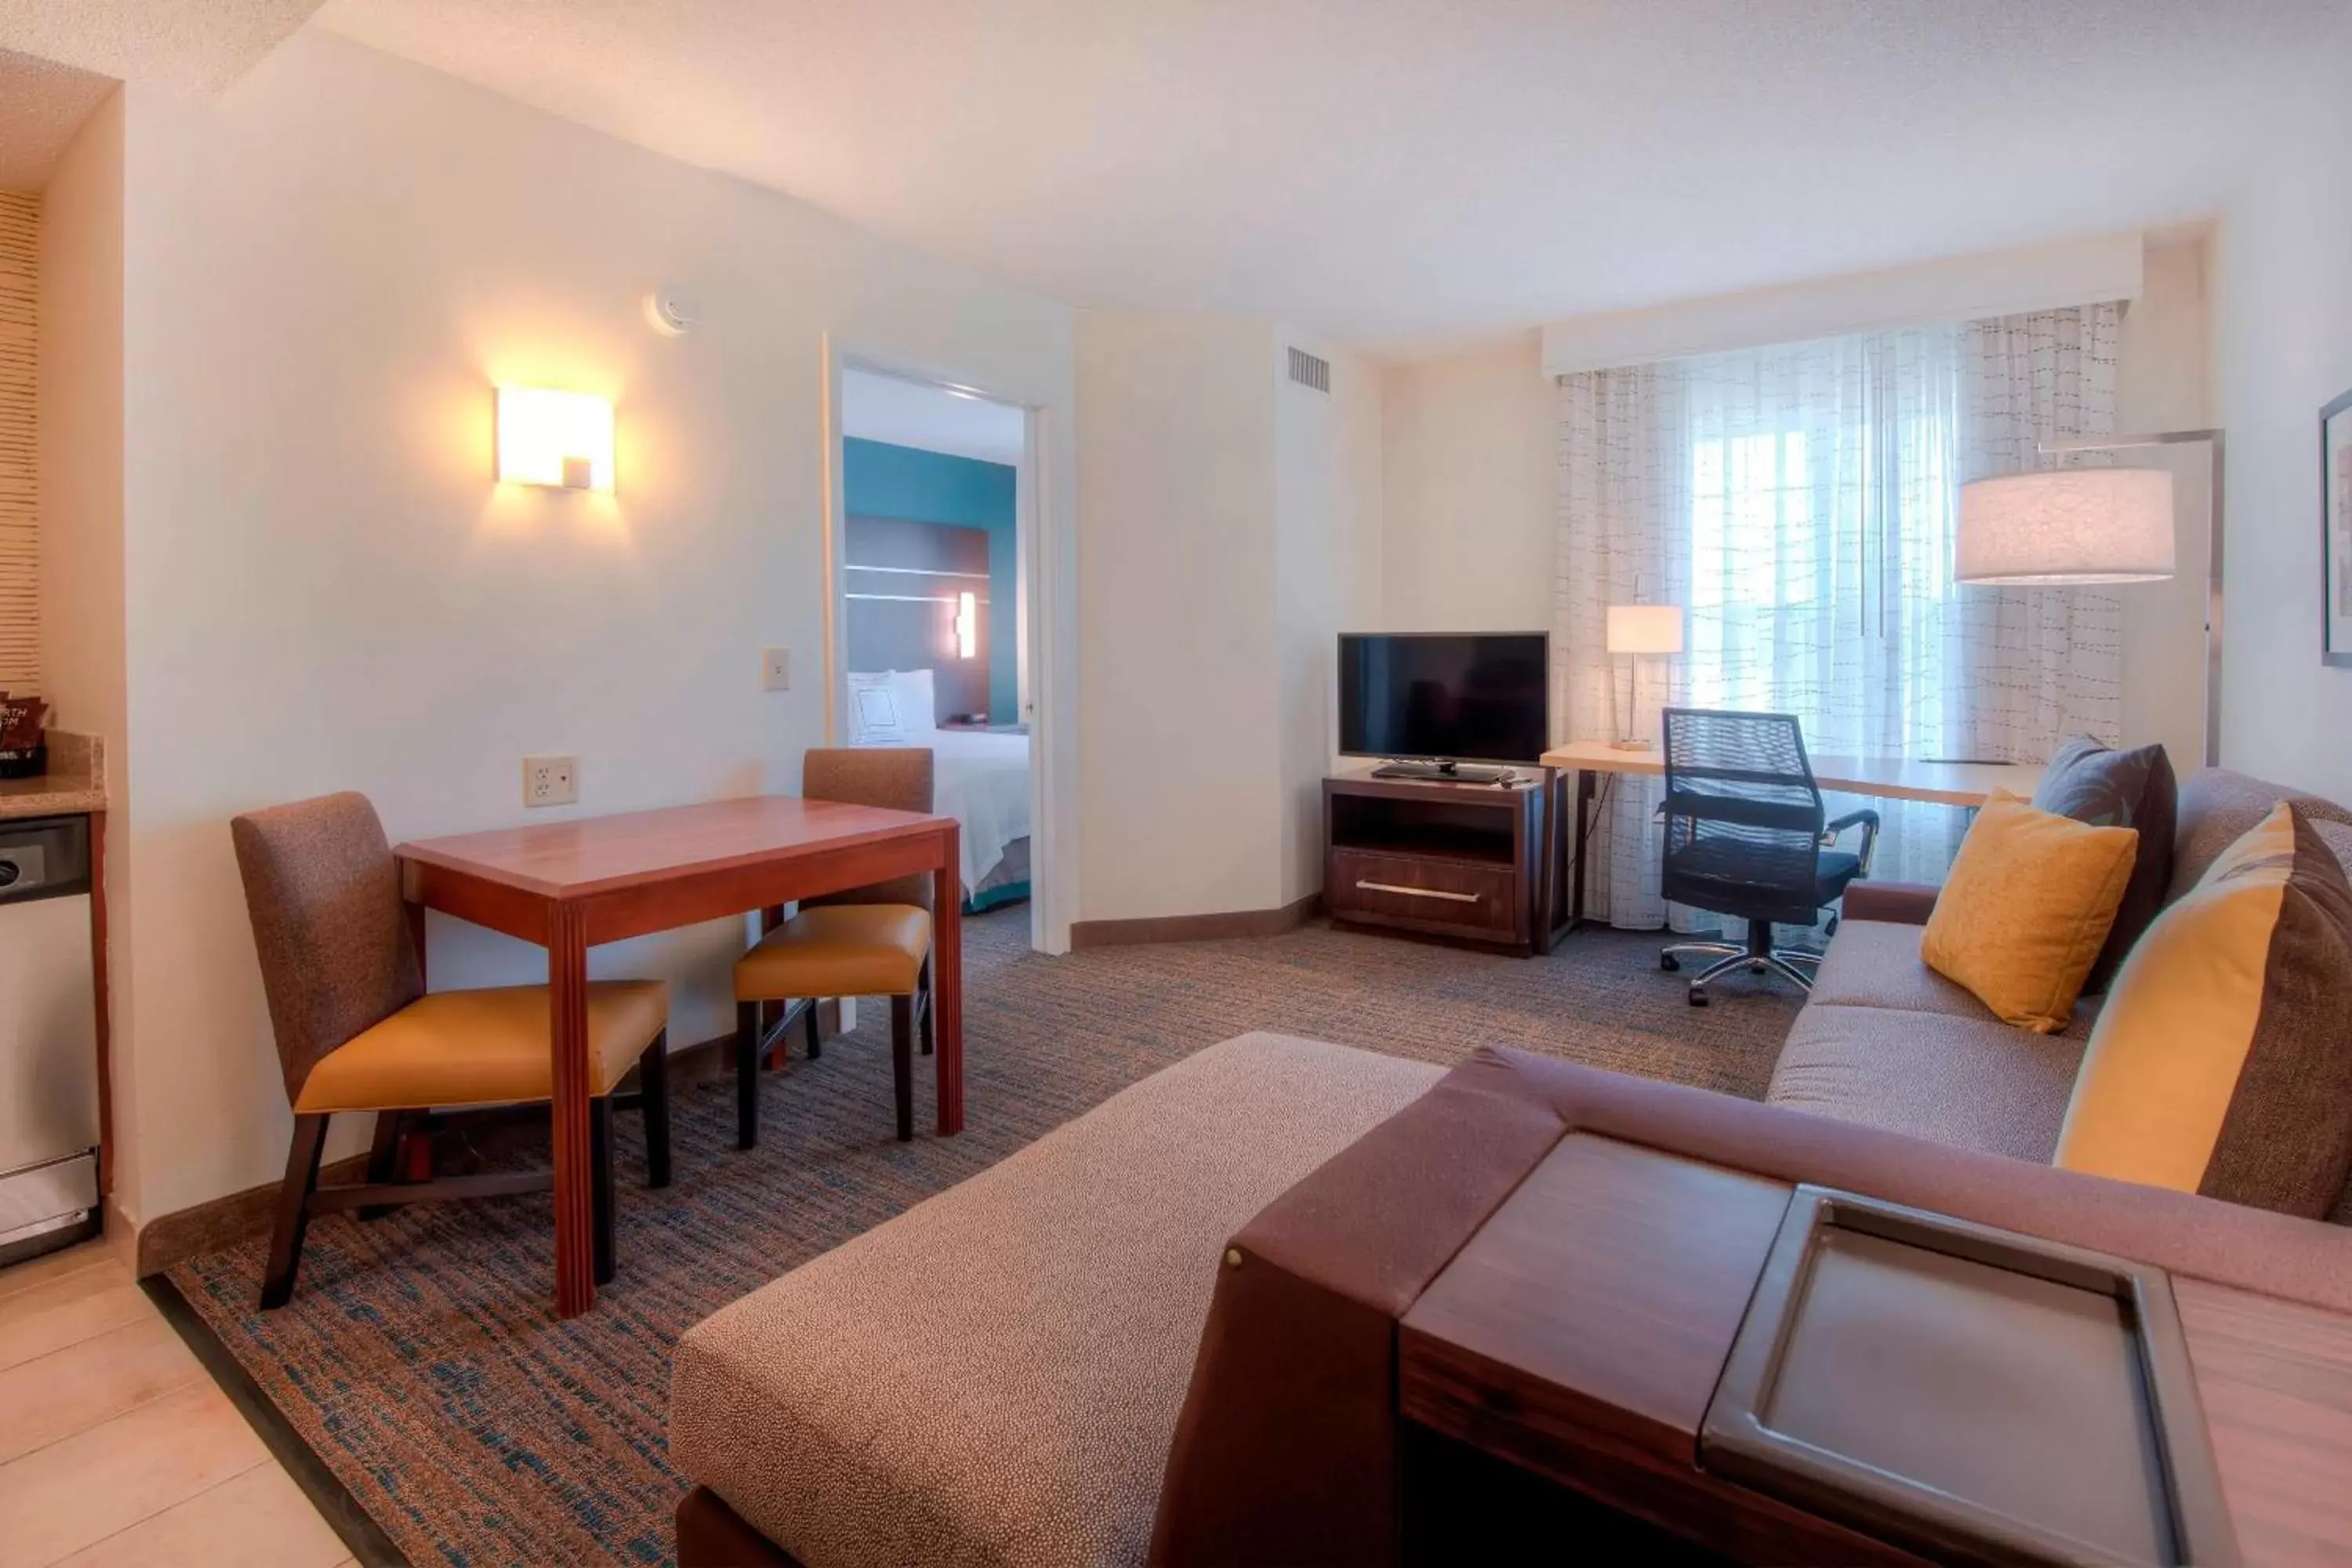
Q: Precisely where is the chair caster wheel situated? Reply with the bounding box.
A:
[1661,953,1680,972]
[1688,988,1709,1007]
[1825,913,1841,938]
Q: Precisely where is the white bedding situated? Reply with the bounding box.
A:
[887,728,1031,895]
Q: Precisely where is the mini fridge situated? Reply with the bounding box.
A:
[0,814,100,1267]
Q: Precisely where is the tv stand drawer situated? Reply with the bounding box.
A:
[1327,849,1521,940]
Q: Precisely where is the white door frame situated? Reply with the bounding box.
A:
[819,335,1079,954]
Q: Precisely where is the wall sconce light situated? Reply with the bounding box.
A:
[955,591,978,659]
[495,387,615,492]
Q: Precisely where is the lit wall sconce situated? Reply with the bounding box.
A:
[495,387,615,492]
[955,591,978,659]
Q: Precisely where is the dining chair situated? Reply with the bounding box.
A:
[1655,708,1879,1004]
[232,791,672,1308]
[734,748,935,1148]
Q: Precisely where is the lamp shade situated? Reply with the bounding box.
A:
[496,387,615,492]
[1956,468,2173,585]
[1606,604,1685,655]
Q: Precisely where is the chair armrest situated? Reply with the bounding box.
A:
[1841,880,1940,925]
[1822,807,1882,876]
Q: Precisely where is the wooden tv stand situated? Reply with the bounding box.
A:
[1323,769,1570,955]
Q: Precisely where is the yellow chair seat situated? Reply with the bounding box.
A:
[735,905,931,1001]
[295,981,669,1113]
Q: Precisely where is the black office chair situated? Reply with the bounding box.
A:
[1656,709,1879,1005]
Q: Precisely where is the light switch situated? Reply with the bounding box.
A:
[762,647,790,691]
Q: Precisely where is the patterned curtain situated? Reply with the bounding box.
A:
[1555,303,2122,931]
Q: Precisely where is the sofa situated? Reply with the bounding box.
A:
[669,769,2352,1565]
[1766,765,2352,1221]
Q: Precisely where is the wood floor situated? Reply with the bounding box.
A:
[0,1243,352,1568]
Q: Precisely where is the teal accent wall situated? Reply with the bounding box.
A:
[843,437,1018,723]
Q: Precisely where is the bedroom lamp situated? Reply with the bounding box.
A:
[1605,603,1683,751]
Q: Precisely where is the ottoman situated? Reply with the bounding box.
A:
[670,1031,1443,1566]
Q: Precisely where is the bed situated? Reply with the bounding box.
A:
[848,670,1032,913]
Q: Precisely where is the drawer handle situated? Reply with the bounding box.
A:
[1356,880,1481,904]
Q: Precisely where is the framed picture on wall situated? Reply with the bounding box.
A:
[2326,387,2352,666]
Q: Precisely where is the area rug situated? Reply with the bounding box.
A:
[169,911,1798,1566]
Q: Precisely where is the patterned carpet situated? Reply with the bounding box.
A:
[169,910,1800,1566]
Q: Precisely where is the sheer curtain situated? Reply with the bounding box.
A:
[1555,304,2122,931]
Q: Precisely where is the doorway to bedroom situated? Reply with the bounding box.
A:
[835,365,1038,936]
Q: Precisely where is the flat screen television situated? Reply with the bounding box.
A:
[1338,632,1550,768]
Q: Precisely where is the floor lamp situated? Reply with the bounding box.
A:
[1957,429,2223,768]
[1605,604,1684,750]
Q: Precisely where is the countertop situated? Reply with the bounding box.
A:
[0,731,107,819]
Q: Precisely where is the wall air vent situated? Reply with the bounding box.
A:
[1287,347,1331,394]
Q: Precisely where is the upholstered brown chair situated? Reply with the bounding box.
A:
[734,749,935,1148]
[233,792,673,1308]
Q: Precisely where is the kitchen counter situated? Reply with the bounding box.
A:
[0,733,106,819]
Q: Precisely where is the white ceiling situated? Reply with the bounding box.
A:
[0,0,324,94]
[0,47,115,194]
[8,0,2340,350]
[841,369,1025,467]
[310,0,2347,356]
[0,0,332,191]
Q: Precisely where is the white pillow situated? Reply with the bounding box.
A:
[890,668,939,732]
[846,671,906,745]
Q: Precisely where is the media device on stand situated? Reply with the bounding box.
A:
[1327,633,1570,953]
[1337,632,1550,783]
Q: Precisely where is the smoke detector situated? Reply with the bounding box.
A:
[644,285,701,337]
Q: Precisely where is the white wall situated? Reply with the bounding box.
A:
[2211,14,2352,803]
[1378,332,1555,635]
[1273,334,1381,905]
[101,33,1076,1224]
[36,90,133,1207]
[1075,309,1283,920]
[1075,314,1380,920]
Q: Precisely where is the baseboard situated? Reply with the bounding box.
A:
[1069,893,1322,949]
[135,1152,372,1279]
[125,1017,808,1278]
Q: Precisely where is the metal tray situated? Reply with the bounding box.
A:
[1700,1186,2236,1566]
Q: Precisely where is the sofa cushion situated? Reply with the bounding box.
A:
[668,1033,1443,1568]
[1920,792,2139,1034]
[2060,804,2352,1218]
[2034,735,2178,993]
[2169,767,2352,904]
[1766,1002,2093,1163]
[1806,919,1989,1019]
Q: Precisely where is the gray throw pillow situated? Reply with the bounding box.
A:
[2033,735,2178,993]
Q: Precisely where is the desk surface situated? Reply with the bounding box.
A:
[396,795,953,899]
[1541,739,2042,808]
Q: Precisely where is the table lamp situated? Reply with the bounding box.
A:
[1606,604,1684,750]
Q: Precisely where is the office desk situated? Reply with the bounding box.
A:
[397,796,963,1318]
[1538,741,2043,930]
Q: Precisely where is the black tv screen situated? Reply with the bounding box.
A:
[1338,633,1550,766]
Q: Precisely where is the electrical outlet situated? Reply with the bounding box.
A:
[523,754,578,808]
[761,646,790,691]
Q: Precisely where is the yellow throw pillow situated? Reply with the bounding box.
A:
[1921,790,2139,1033]
[2056,803,2352,1215]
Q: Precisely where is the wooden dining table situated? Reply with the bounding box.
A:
[395,795,964,1318]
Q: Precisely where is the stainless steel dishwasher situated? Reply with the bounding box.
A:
[0,813,100,1267]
